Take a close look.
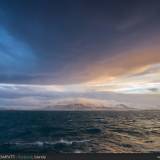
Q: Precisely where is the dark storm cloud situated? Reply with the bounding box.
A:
[0,0,160,84]
[148,88,159,93]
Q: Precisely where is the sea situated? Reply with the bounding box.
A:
[0,110,159,153]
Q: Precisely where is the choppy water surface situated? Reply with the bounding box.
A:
[0,110,159,153]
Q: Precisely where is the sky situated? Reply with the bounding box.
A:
[0,0,160,109]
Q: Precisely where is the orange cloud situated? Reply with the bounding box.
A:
[86,45,160,84]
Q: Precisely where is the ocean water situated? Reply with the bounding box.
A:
[0,110,159,153]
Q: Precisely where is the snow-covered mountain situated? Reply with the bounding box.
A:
[0,91,159,110]
[41,98,138,111]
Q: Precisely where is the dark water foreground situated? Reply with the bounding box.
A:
[0,110,159,153]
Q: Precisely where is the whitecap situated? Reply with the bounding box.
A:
[8,138,91,147]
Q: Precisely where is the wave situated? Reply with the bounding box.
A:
[7,138,91,147]
[73,149,82,153]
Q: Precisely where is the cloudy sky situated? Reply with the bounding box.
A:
[0,0,160,109]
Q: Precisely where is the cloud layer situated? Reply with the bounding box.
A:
[0,83,160,110]
[0,0,160,85]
